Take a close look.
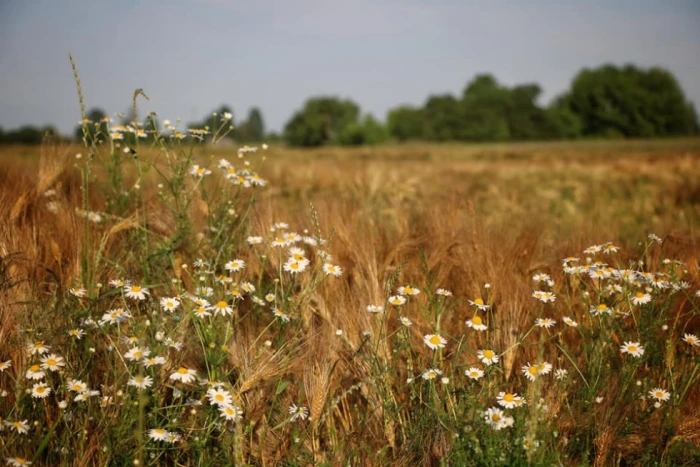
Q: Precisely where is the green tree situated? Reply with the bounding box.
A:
[423,94,463,141]
[460,74,511,141]
[284,97,360,147]
[561,64,698,138]
[387,105,425,141]
[339,114,389,146]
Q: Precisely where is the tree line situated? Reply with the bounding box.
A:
[1,64,697,146]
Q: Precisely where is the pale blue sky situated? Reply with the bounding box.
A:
[1,0,699,135]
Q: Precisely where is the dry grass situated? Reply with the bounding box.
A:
[1,138,699,466]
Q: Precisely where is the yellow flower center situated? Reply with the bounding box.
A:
[483,350,494,359]
[427,372,436,378]
[597,304,608,311]
[155,429,165,435]
[290,263,299,270]
[215,394,224,402]
[528,366,538,375]
[471,316,483,325]
[131,286,141,293]
[474,298,484,305]
[36,387,46,393]
[635,292,644,299]
[629,345,637,352]
[655,392,663,398]
[47,359,56,366]
[133,352,142,358]
[491,414,501,422]
[503,394,514,402]
[429,336,442,345]
[177,367,188,374]
[29,364,40,372]
[217,301,228,308]
[73,384,83,391]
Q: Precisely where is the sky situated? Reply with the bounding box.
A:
[1,0,699,135]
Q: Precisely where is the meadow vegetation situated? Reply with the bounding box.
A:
[0,91,699,465]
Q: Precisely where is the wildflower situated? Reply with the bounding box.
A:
[219,404,243,422]
[27,342,50,356]
[224,259,245,272]
[284,232,301,243]
[398,285,420,296]
[535,318,556,329]
[484,407,513,431]
[421,368,442,380]
[554,369,568,380]
[522,363,540,382]
[436,288,452,296]
[497,392,522,409]
[399,316,412,327]
[272,307,291,322]
[423,334,447,350]
[265,293,275,302]
[271,237,289,248]
[69,287,87,297]
[532,291,556,303]
[6,457,32,466]
[210,300,233,317]
[128,375,154,389]
[251,296,265,306]
[148,428,170,441]
[388,295,407,306]
[0,360,11,372]
[25,365,45,380]
[67,329,85,339]
[207,388,233,407]
[289,404,309,421]
[124,285,149,301]
[160,297,180,312]
[124,347,150,362]
[165,338,183,351]
[631,291,652,306]
[170,367,197,384]
[5,420,30,434]
[583,244,602,255]
[366,305,385,314]
[649,388,670,402]
[40,354,65,371]
[31,383,51,399]
[563,317,578,327]
[67,380,88,392]
[465,367,484,380]
[189,165,212,178]
[532,273,551,282]
[648,233,662,244]
[241,282,255,293]
[478,349,499,366]
[590,304,613,316]
[247,236,263,245]
[466,315,487,331]
[283,258,308,274]
[682,333,699,347]
[468,298,490,311]
[166,432,182,444]
[100,308,132,325]
[323,263,343,277]
[620,342,645,358]
[143,356,166,368]
[538,362,553,375]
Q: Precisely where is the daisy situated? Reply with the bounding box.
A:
[436,288,452,297]
[69,287,87,297]
[532,291,556,303]
[497,392,521,409]
[247,236,263,245]
[538,362,553,375]
[423,334,447,350]
[251,296,265,306]
[124,347,150,362]
[631,291,652,306]
[563,317,578,327]
[26,342,50,355]
[590,304,613,316]
[40,354,65,371]
[388,295,407,306]
[468,298,490,311]
[67,379,88,392]
[143,356,166,368]
[603,243,619,254]
[128,375,154,389]
[170,367,197,383]
[289,404,309,421]
[583,245,602,255]
[283,259,308,274]
[25,364,45,380]
[194,306,212,319]
[322,263,342,277]
[535,318,556,329]
[466,315,487,331]
[620,341,645,358]
[682,333,699,347]
[210,300,233,317]
[67,329,85,339]
[484,407,513,431]
[224,259,245,272]
[421,368,442,380]
[522,363,540,382]
[240,282,255,293]
[0,360,12,372]
[31,383,51,399]
[100,308,131,325]
[124,285,149,301]
[398,286,420,296]
[5,420,30,434]
[288,247,306,261]
[6,457,32,466]
[284,232,301,243]
[532,273,551,282]
[465,367,484,380]
[271,237,289,248]
[148,428,170,441]
[220,404,243,422]
[207,388,233,407]
[271,307,290,322]
[189,165,212,178]
[648,388,670,402]
[160,297,180,312]
[366,305,385,314]
[554,369,568,380]
[399,316,412,327]
[265,293,275,303]
[477,349,499,366]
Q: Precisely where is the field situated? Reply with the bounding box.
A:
[1,135,700,466]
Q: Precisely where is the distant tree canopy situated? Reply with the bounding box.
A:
[2,63,697,146]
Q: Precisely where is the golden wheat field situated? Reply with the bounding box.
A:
[1,135,700,466]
